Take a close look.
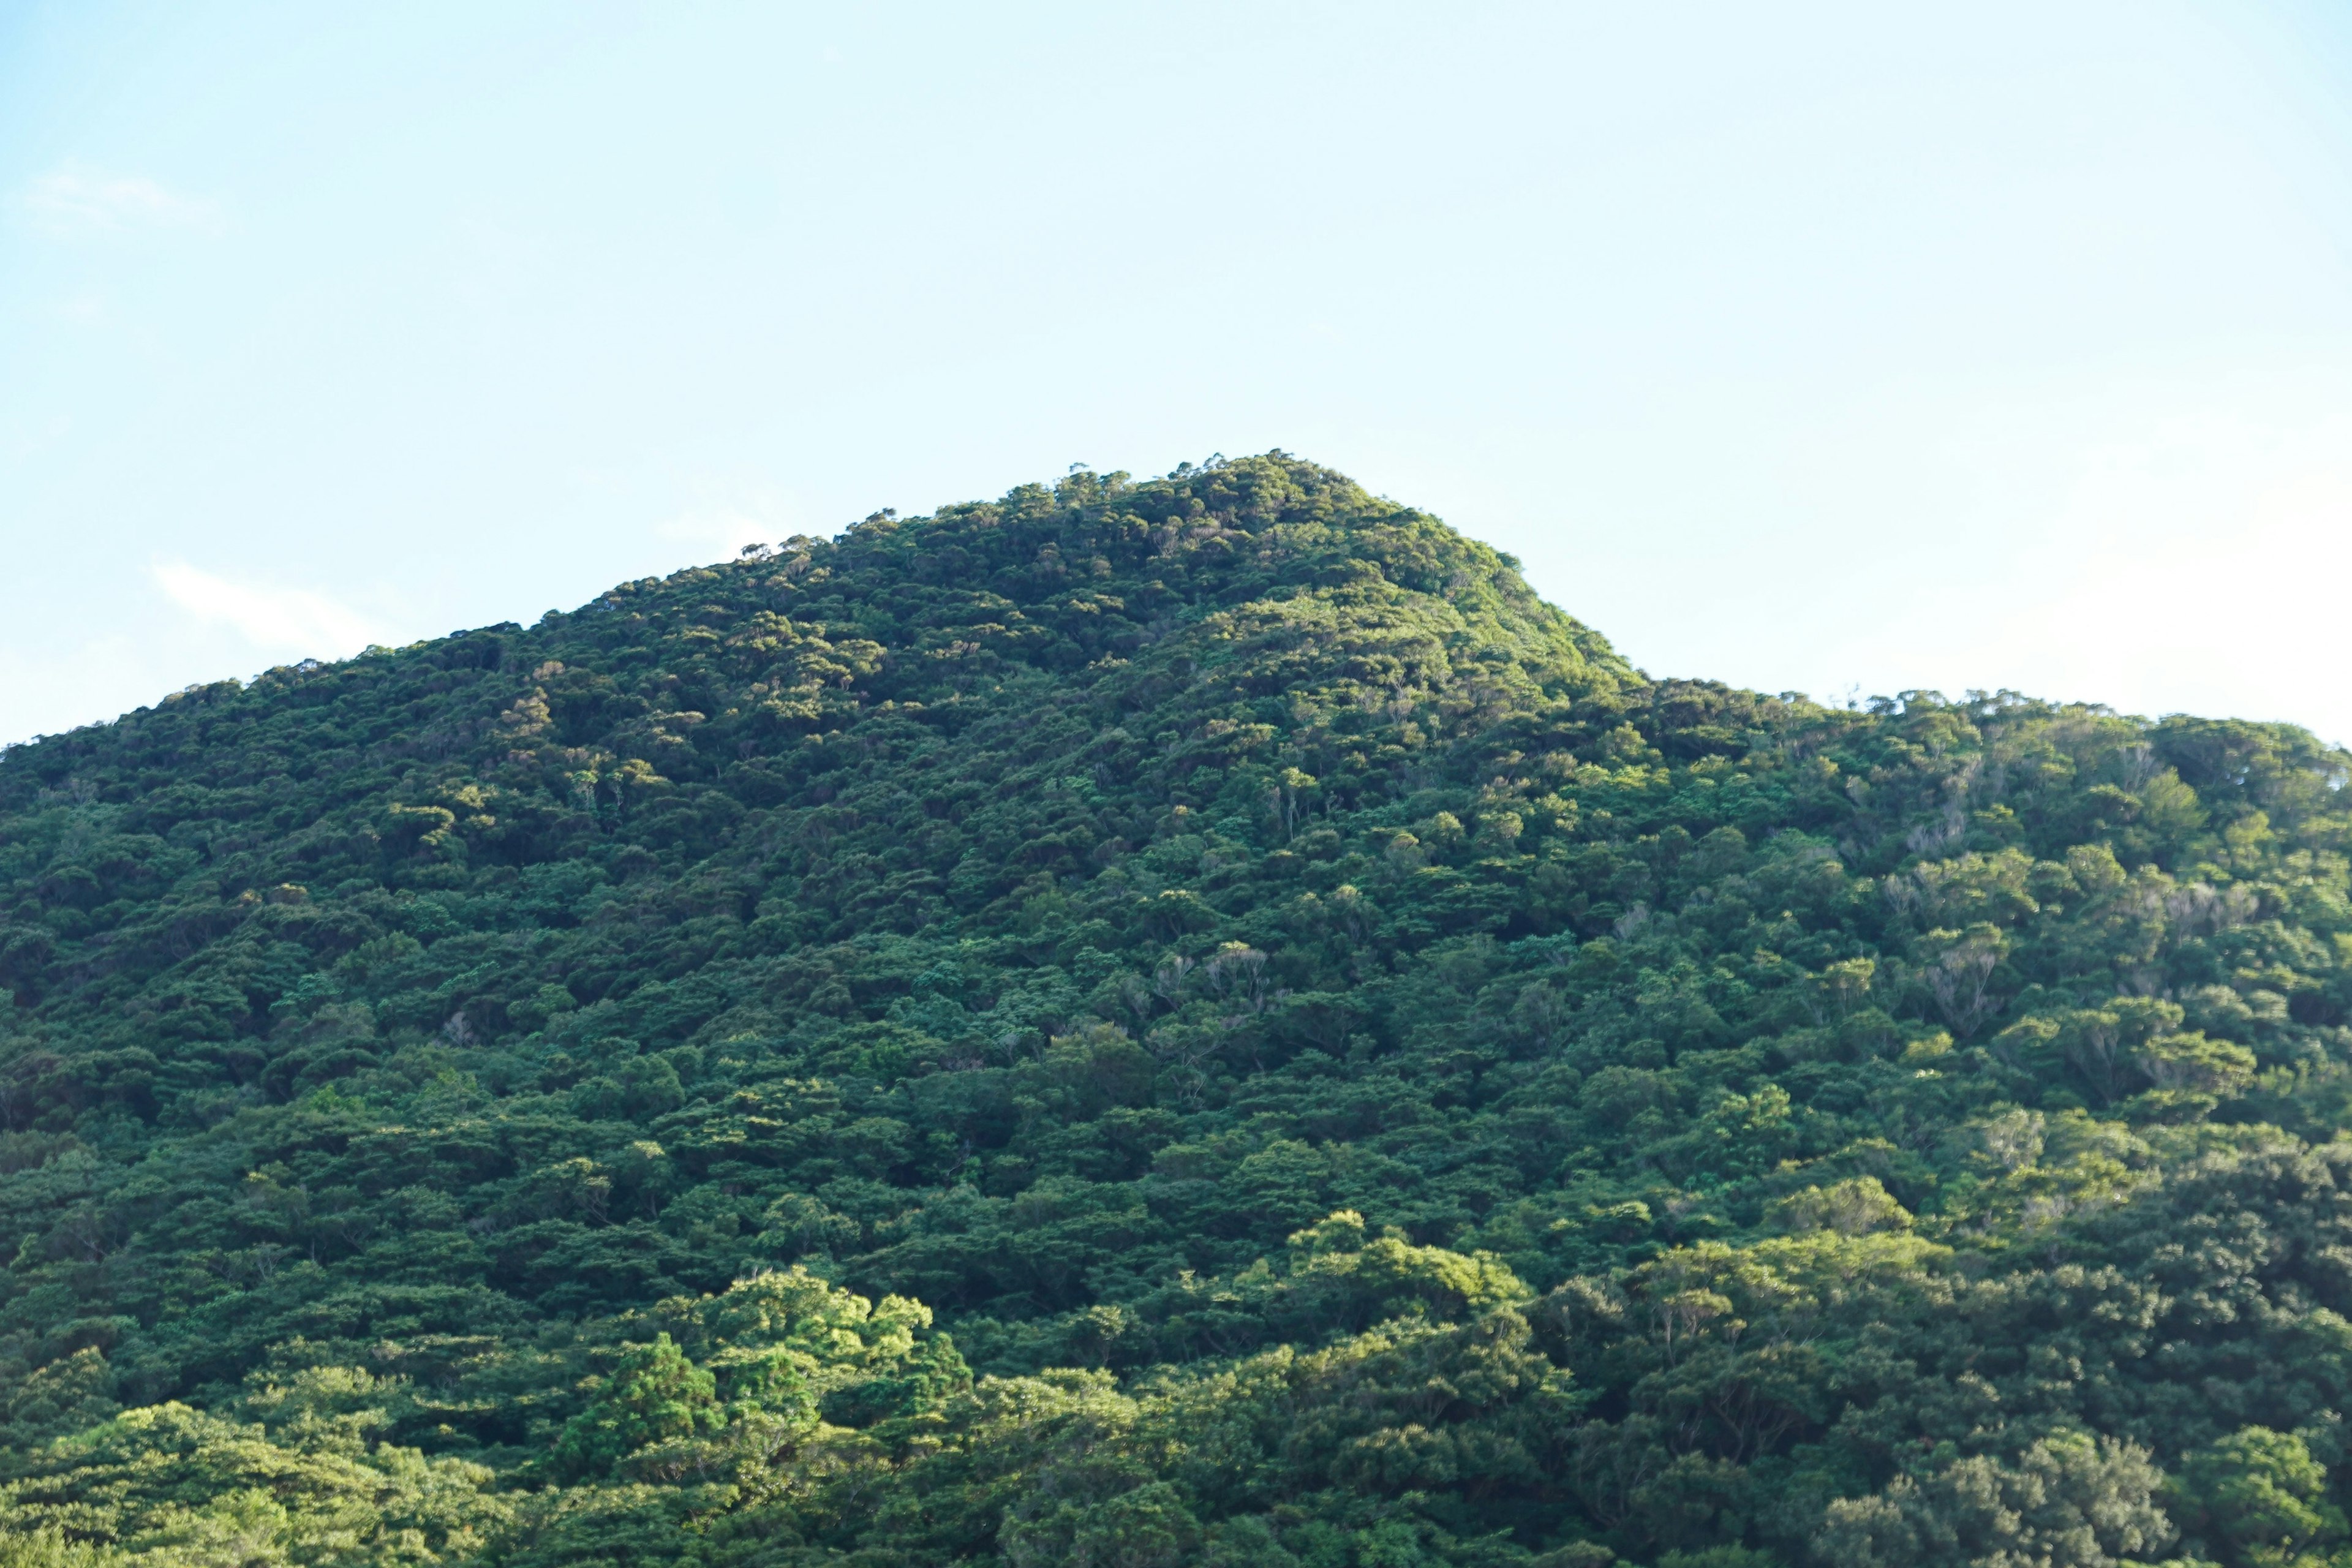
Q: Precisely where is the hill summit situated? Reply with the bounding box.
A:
[2,454,2350,1567]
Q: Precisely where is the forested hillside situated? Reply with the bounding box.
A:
[2,454,2349,1568]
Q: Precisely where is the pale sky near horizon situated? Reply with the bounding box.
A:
[5,2,2351,749]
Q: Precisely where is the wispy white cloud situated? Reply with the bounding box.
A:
[23,162,222,236]
[152,561,383,657]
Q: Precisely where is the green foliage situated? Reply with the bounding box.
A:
[549,1334,718,1480]
[0,1386,508,1568]
[2170,1426,2351,1567]
[1,454,2351,1564]
[1815,1430,2175,1566]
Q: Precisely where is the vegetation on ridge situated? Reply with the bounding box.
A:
[0,453,2348,1567]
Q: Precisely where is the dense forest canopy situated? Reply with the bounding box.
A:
[1,454,2348,1568]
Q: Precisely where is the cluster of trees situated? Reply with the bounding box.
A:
[0,453,2348,1566]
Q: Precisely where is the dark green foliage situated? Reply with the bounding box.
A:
[1,454,2349,1566]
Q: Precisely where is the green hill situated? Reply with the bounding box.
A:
[1,453,2348,1567]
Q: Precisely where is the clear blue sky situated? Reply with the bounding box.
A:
[6,2,2351,747]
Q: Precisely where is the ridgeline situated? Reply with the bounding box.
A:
[2,454,2350,1568]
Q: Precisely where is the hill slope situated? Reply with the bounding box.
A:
[2,454,2350,1568]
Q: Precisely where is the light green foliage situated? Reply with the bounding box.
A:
[0,1393,508,1568]
[0,1528,116,1568]
[1,455,2351,1562]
